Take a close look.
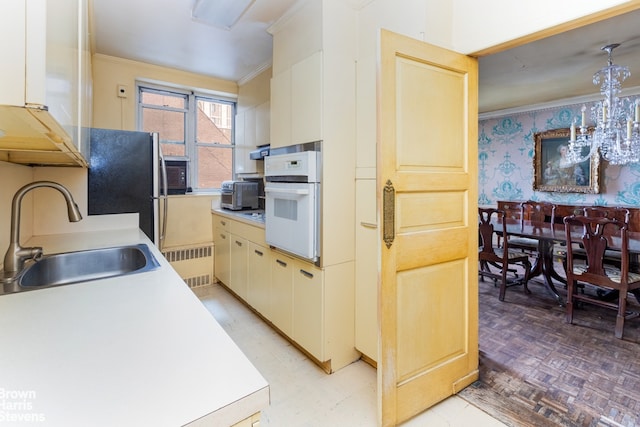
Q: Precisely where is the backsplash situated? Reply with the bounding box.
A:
[478,96,640,207]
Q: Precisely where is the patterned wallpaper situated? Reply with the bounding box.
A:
[479,96,640,208]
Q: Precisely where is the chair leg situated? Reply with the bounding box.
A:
[499,265,507,301]
[615,292,627,339]
[522,260,532,295]
[565,279,576,325]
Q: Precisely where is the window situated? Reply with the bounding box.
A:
[138,84,235,190]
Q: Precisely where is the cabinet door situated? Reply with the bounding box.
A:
[247,242,271,318]
[269,69,291,149]
[355,178,378,361]
[270,253,294,336]
[46,0,79,136]
[0,1,28,106]
[235,110,258,174]
[229,234,249,299]
[255,101,270,147]
[244,107,256,147]
[293,261,323,360]
[213,219,231,286]
[291,51,322,144]
[0,0,89,165]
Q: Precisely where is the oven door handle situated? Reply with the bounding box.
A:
[264,187,310,195]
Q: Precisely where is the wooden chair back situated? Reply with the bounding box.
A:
[521,200,557,223]
[564,216,626,281]
[583,206,630,226]
[479,208,504,262]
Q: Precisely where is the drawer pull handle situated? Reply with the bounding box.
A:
[254,250,263,256]
[235,240,242,246]
[360,222,377,229]
[221,220,226,226]
[276,259,287,267]
[299,269,314,279]
[220,234,226,239]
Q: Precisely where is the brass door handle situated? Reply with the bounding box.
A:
[383,179,395,248]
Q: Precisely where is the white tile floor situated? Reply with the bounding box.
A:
[194,283,506,427]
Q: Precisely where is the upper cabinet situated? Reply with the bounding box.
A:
[270,52,323,149]
[0,0,91,167]
[269,0,357,267]
[235,68,271,175]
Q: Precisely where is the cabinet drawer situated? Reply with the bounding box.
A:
[213,215,231,232]
[229,220,266,245]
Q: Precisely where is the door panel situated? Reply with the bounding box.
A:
[377,29,478,426]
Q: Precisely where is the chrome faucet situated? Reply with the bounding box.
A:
[2,181,83,286]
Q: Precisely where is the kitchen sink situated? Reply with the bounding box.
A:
[14,244,161,291]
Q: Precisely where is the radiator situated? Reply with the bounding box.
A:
[162,243,214,289]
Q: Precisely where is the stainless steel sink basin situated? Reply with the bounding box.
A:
[15,244,160,290]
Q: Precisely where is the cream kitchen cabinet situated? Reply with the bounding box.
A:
[235,109,258,174]
[269,69,291,149]
[0,0,91,166]
[270,0,357,267]
[270,252,294,337]
[211,210,359,373]
[236,100,270,174]
[291,52,322,145]
[255,100,270,147]
[213,212,265,298]
[229,234,249,300]
[213,218,231,287]
[293,262,323,359]
[246,241,272,318]
[354,178,378,363]
[269,51,322,149]
[273,254,358,371]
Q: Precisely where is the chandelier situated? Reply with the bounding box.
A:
[564,43,640,166]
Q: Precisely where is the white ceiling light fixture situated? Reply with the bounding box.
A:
[191,0,256,30]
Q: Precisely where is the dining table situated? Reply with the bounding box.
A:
[494,218,640,305]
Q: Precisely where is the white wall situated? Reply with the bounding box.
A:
[452,0,637,54]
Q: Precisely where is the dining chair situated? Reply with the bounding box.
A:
[583,206,631,223]
[567,206,632,267]
[493,201,522,248]
[479,208,532,301]
[580,206,640,303]
[563,215,640,339]
[559,206,629,270]
[507,201,558,255]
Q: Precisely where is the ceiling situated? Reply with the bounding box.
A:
[90,0,299,84]
[90,1,640,113]
[478,8,640,115]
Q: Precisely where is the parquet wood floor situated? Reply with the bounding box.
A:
[459,270,640,427]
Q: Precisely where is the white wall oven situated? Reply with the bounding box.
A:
[265,151,321,263]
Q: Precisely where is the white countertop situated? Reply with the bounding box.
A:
[0,228,269,426]
[211,207,265,228]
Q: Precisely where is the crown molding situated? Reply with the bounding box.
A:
[238,60,272,86]
[479,85,640,120]
[267,0,310,35]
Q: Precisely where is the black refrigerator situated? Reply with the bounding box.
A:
[87,128,165,246]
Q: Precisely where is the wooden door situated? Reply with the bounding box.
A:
[377,29,479,426]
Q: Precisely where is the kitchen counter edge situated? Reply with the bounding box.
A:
[0,227,269,427]
[212,207,265,228]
